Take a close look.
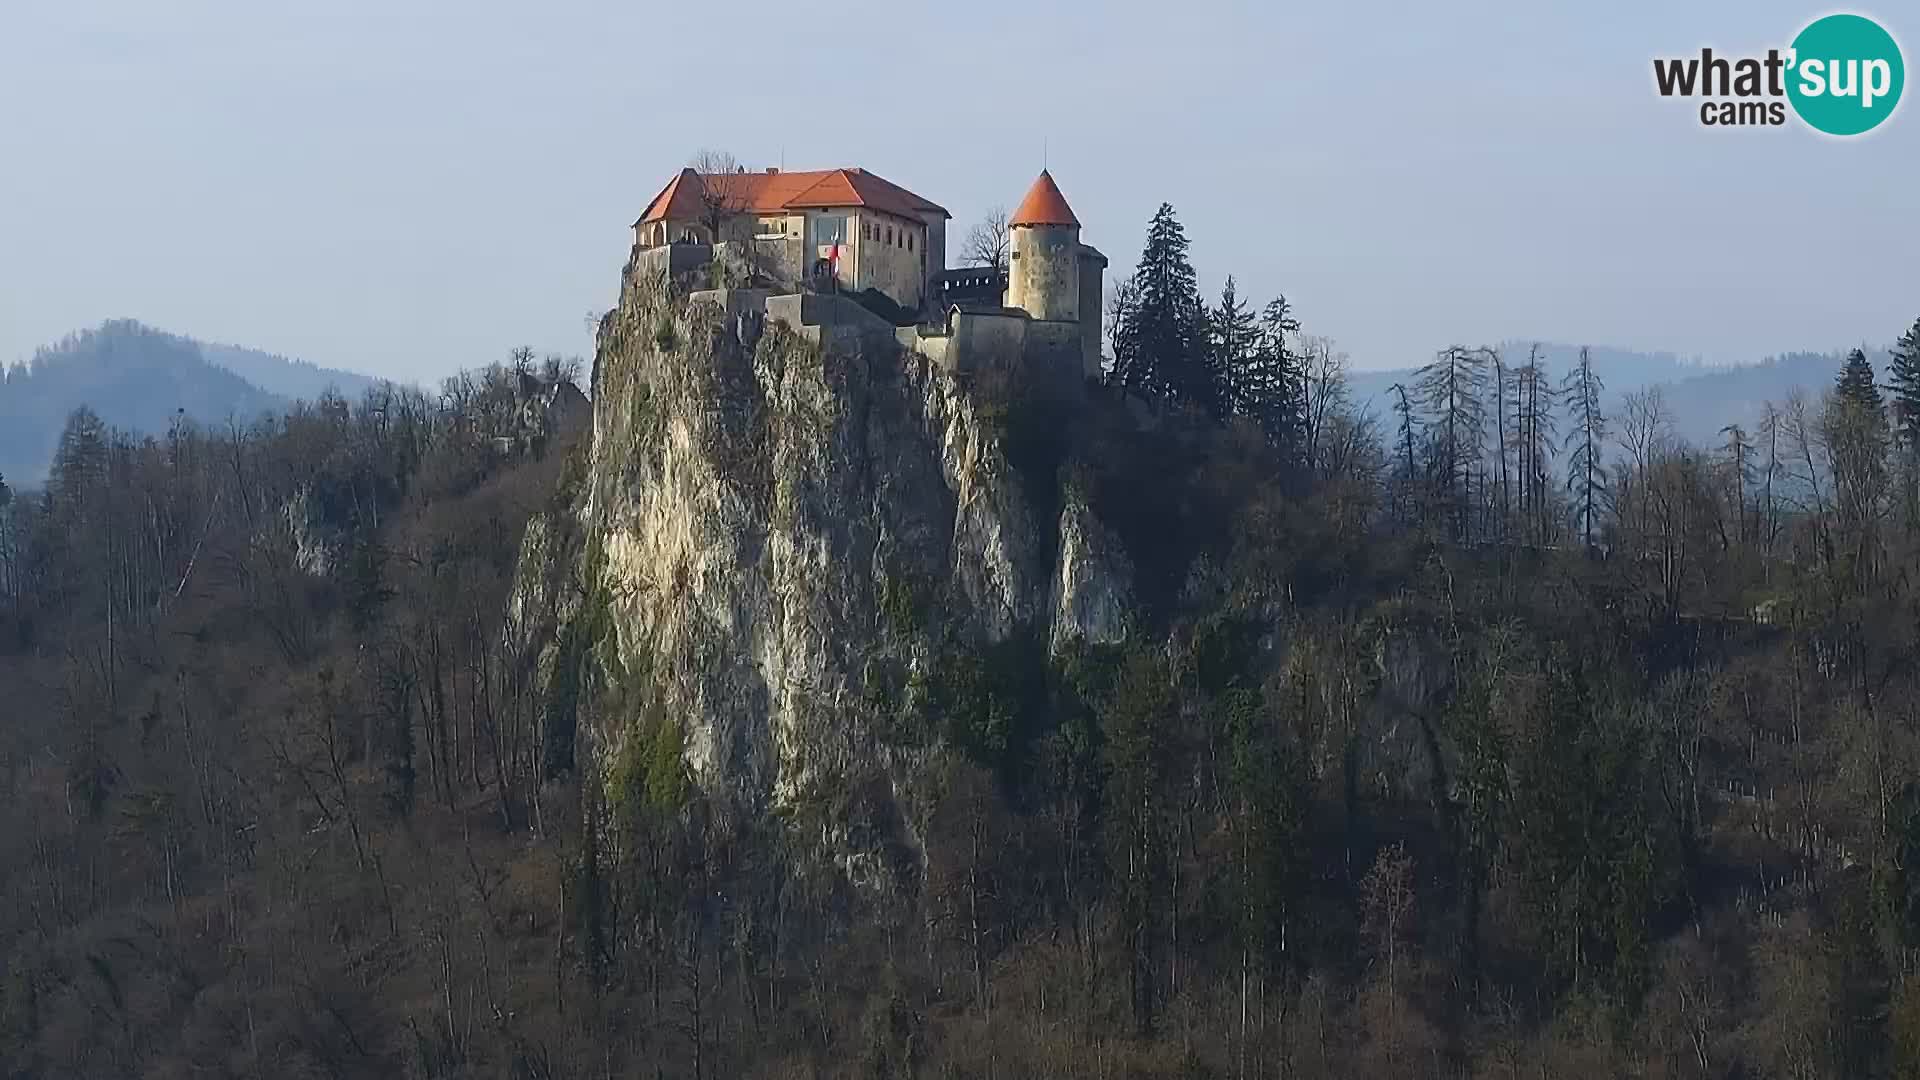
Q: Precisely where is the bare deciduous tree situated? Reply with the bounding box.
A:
[1618,386,1675,479]
[1779,388,1830,519]
[688,149,750,244]
[1359,840,1417,1068]
[1104,274,1139,374]
[962,206,1010,271]
[1299,335,1349,475]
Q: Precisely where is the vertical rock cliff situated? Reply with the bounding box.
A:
[507,258,1135,833]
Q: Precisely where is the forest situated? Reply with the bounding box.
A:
[5,201,1920,1078]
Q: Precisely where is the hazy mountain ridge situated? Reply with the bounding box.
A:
[1655,348,1895,445]
[201,340,379,401]
[1346,343,1705,420]
[1,321,279,484]
[0,320,378,486]
[1348,342,1891,448]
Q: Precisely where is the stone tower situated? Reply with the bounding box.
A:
[1006,170,1081,322]
[1006,171,1106,378]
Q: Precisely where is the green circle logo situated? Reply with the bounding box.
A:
[1787,14,1904,135]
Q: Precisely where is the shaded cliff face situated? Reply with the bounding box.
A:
[516,266,1134,823]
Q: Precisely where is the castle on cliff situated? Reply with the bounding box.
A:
[632,166,1107,380]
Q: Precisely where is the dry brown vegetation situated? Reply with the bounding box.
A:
[6,336,1920,1079]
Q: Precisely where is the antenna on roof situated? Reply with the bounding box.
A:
[1043,136,1048,170]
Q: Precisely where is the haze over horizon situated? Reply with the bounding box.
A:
[4,1,1915,384]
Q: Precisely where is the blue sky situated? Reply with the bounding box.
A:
[2,1,1915,382]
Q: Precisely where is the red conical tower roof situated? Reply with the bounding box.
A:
[1010,170,1080,228]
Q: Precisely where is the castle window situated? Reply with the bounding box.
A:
[886,225,894,245]
[907,233,914,252]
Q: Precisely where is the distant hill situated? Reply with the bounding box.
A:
[1348,344,1709,415]
[201,340,379,401]
[0,321,389,487]
[1347,342,1884,449]
[1654,348,1891,446]
[1,323,265,485]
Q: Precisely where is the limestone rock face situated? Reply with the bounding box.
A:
[281,486,347,577]
[508,262,1137,820]
[1048,497,1134,654]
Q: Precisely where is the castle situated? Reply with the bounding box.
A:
[633,167,1107,381]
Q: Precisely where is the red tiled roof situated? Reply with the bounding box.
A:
[634,167,708,226]
[635,167,949,226]
[1010,170,1079,228]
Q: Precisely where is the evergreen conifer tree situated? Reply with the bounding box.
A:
[1886,323,1920,447]
[1720,424,1755,545]
[1208,276,1261,421]
[52,406,109,522]
[1219,686,1304,1070]
[1211,280,1307,456]
[1510,345,1558,544]
[1102,646,1172,1036]
[1836,347,1884,412]
[1390,382,1420,524]
[1562,348,1607,552]
[1250,297,1306,461]
[1886,318,1920,529]
[1826,350,1890,594]
[1415,346,1490,540]
[1111,204,1210,413]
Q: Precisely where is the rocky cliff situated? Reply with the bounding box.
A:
[507,256,1135,842]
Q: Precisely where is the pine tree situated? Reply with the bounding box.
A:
[1215,285,1306,459]
[1219,687,1304,1074]
[1209,276,1261,421]
[53,406,109,520]
[1110,204,1211,414]
[1836,347,1884,412]
[1889,318,1920,531]
[1491,349,1511,538]
[1720,424,1755,546]
[1827,348,1890,592]
[345,533,393,633]
[1510,345,1558,545]
[1562,347,1607,552]
[1390,383,1420,525]
[1102,646,1172,1036]
[1890,317,1920,449]
[1415,346,1490,541]
[1759,402,1783,550]
[1251,297,1306,462]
